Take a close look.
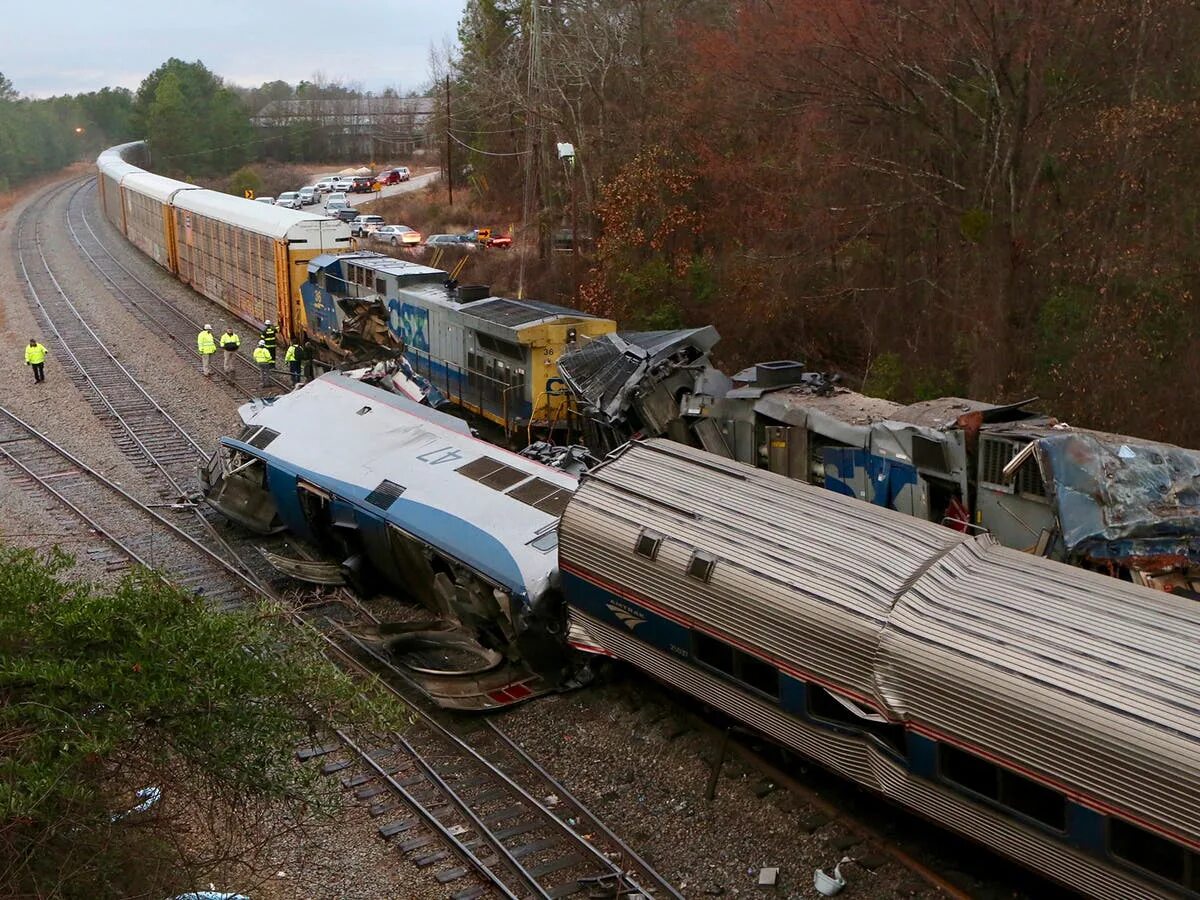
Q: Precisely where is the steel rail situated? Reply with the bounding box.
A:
[16,184,280,596]
[333,727,524,900]
[0,404,264,598]
[326,622,684,900]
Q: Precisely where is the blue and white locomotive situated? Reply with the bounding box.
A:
[200,373,576,705]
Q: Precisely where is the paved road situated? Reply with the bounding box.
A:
[313,169,440,215]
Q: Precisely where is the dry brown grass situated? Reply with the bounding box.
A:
[0,162,92,223]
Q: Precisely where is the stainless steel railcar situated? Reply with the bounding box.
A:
[560,438,1200,899]
[96,142,351,341]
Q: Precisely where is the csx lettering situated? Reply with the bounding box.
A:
[417,447,464,465]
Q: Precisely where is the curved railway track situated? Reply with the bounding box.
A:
[9,179,688,898]
[65,178,294,398]
[1,391,683,898]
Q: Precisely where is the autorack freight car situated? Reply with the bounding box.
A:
[96,142,351,341]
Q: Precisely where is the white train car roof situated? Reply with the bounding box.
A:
[224,373,574,597]
[881,538,1200,842]
[560,438,971,700]
[121,170,200,203]
[172,188,351,246]
[96,144,143,181]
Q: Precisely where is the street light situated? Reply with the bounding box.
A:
[74,126,85,135]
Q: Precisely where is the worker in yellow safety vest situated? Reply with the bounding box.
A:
[219,327,240,374]
[24,338,47,384]
[284,342,301,387]
[252,340,273,388]
[261,319,278,363]
[197,324,217,376]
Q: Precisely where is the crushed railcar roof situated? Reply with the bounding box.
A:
[1034,431,1200,568]
[558,327,720,422]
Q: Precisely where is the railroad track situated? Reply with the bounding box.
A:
[14,181,283,594]
[0,405,252,608]
[65,179,295,398]
[319,623,683,900]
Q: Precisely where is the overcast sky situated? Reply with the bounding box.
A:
[3,0,468,98]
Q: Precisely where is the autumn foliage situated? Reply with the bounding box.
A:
[454,0,1200,444]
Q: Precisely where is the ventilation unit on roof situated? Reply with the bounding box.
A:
[364,479,406,510]
[456,284,491,303]
[753,360,807,388]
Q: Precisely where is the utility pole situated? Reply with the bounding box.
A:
[445,75,454,206]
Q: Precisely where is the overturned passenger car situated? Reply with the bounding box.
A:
[199,373,576,708]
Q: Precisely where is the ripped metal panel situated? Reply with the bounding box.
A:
[1035,432,1200,569]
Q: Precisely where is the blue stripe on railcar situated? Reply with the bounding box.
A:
[265,465,316,542]
[562,568,691,657]
[229,440,530,597]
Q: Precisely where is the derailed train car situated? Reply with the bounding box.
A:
[561,440,1200,900]
[97,142,351,341]
[199,373,576,708]
[202,378,1200,895]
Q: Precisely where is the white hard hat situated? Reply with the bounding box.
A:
[264,319,272,325]
[204,323,212,331]
[258,340,266,346]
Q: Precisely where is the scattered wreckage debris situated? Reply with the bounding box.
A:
[346,356,451,410]
[557,327,1200,590]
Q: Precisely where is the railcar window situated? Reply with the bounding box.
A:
[376,279,386,295]
[692,632,734,675]
[939,744,1066,830]
[736,653,779,698]
[939,744,1001,800]
[634,529,663,560]
[690,632,780,699]
[1001,770,1065,830]
[1109,817,1190,886]
[686,550,716,583]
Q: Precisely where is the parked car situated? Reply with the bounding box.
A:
[276,191,302,210]
[298,186,318,205]
[254,196,275,205]
[424,233,477,251]
[333,177,355,191]
[327,191,348,205]
[349,175,374,193]
[468,228,513,249]
[326,199,350,215]
[373,225,422,246]
[350,214,386,237]
[375,167,411,186]
[315,177,338,193]
[333,206,360,223]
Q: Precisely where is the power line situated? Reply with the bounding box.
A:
[446,131,530,157]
